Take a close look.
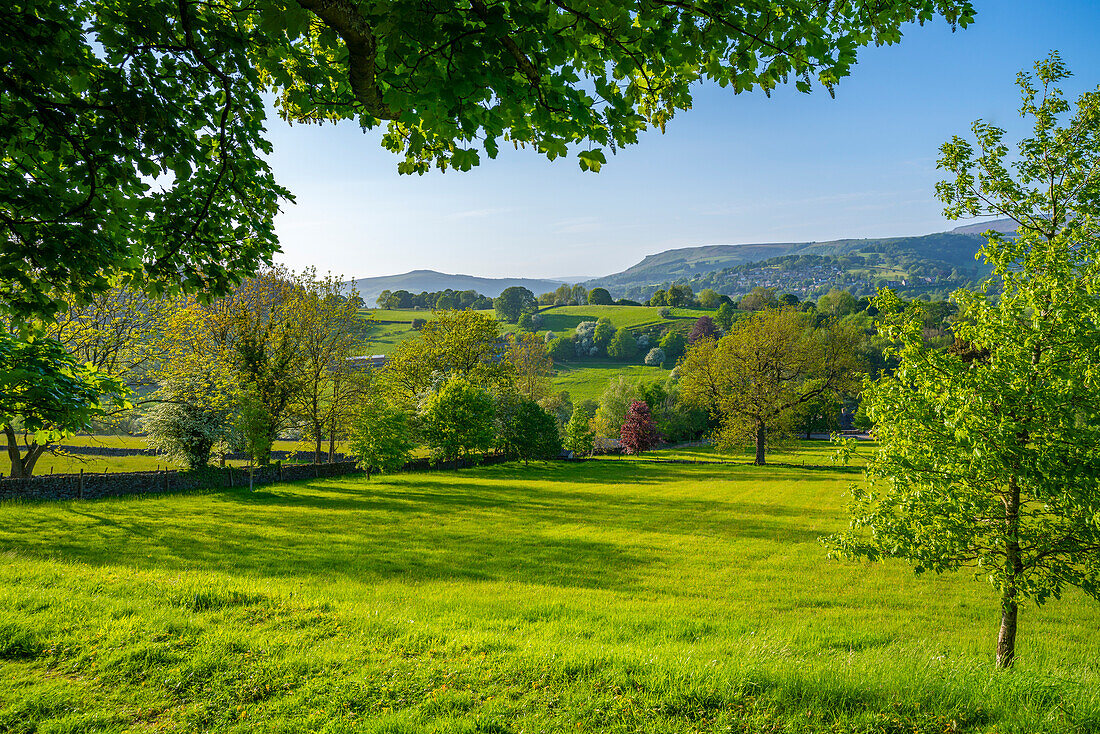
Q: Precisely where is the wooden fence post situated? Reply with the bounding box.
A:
[78,469,84,500]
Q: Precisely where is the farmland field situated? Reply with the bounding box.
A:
[550,360,669,402]
[1,444,1098,733]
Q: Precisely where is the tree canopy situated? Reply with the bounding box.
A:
[3,0,974,320]
[830,54,1100,669]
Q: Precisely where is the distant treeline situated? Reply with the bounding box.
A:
[376,288,495,310]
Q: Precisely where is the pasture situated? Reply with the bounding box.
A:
[1,445,1097,733]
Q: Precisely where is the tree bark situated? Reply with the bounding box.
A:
[997,477,1023,669]
[997,588,1018,669]
[754,419,766,466]
[4,426,26,478]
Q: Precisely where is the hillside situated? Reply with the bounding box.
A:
[587,220,1016,301]
[347,269,569,305]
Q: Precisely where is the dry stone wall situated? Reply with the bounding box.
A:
[0,461,363,503]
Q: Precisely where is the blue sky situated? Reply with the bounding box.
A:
[267,0,1100,281]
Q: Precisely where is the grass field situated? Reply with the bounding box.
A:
[2,444,1098,733]
[550,360,669,402]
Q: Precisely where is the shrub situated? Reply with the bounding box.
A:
[658,307,672,319]
[645,347,666,366]
[411,318,427,330]
[607,328,637,361]
[547,336,575,361]
[143,400,229,470]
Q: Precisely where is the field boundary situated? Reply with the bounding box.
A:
[0,461,364,503]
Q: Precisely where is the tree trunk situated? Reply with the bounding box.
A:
[314,430,323,465]
[4,426,27,478]
[3,427,45,478]
[754,419,766,466]
[997,588,1018,669]
[997,478,1023,669]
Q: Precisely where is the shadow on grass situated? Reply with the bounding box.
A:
[0,460,838,594]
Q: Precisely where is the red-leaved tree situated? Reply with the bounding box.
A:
[620,400,662,455]
[689,316,719,343]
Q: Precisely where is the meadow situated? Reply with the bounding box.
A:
[2,444,1098,733]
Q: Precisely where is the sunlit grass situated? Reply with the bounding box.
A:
[1,452,1097,732]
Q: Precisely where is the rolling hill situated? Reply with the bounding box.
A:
[346,270,570,305]
[587,219,1016,300]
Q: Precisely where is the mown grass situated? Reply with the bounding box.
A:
[1,450,1098,733]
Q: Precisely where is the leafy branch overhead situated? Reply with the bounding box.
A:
[2,0,973,319]
[264,0,975,174]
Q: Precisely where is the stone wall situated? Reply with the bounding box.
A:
[0,461,363,503]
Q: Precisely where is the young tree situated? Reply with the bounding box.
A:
[564,404,597,456]
[0,332,126,477]
[419,378,496,463]
[592,375,641,444]
[688,316,719,343]
[680,308,863,464]
[588,288,614,305]
[739,287,779,311]
[697,289,722,309]
[715,302,735,332]
[830,55,1100,669]
[659,331,687,363]
[204,269,305,464]
[570,285,588,306]
[607,328,638,361]
[288,270,370,463]
[620,401,662,454]
[494,287,537,323]
[592,318,616,354]
[504,333,554,402]
[816,288,859,317]
[667,284,694,307]
[349,397,413,477]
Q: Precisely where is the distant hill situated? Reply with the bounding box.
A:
[347,270,570,305]
[949,218,1018,236]
[587,220,1018,302]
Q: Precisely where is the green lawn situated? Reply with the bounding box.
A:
[1,449,1098,732]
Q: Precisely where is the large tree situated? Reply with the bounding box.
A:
[3,0,974,321]
[494,286,537,324]
[680,307,862,464]
[829,55,1100,669]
